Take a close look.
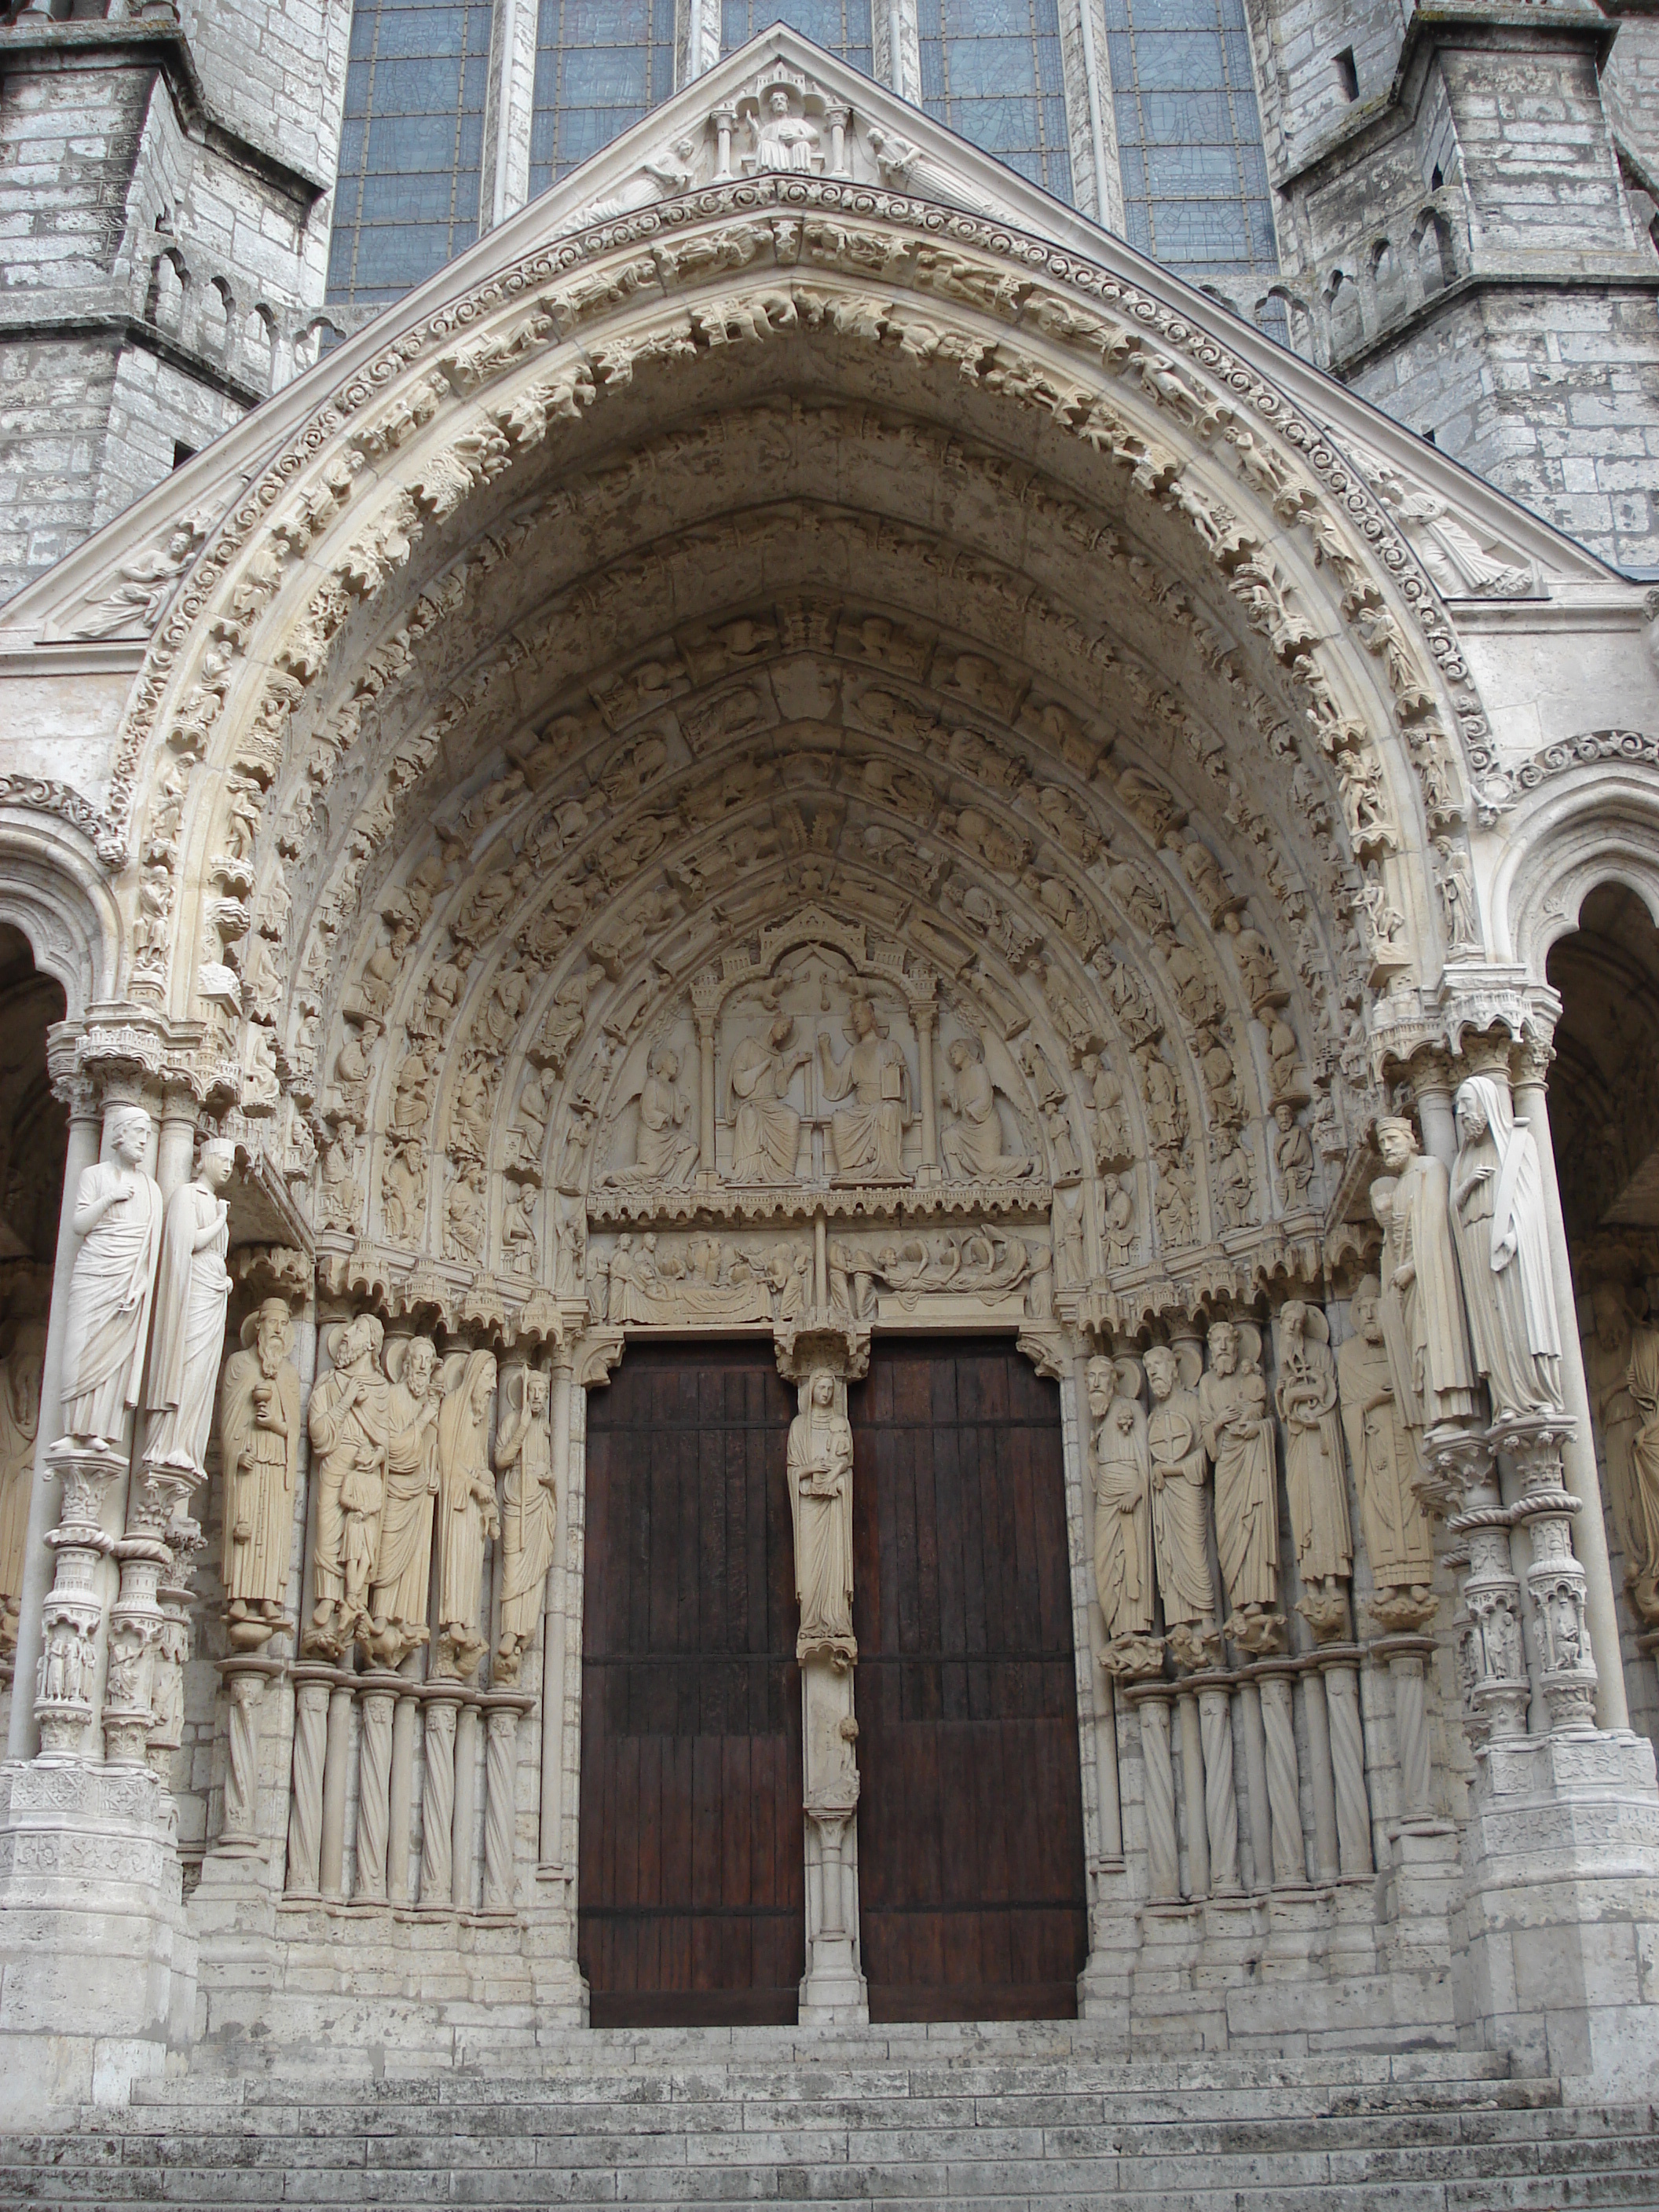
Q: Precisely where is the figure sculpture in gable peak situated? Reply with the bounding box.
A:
[144,1136,236,1480]
[749,83,822,174]
[59,1104,163,1452]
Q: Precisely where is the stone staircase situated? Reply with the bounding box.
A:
[4,2026,1657,2209]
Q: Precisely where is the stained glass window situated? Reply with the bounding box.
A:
[721,0,873,74]
[327,0,494,307]
[917,0,1073,203]
[529,0,678,196]
[1104,0,1279,307]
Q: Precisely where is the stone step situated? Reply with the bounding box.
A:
[7,2031,1654,2210]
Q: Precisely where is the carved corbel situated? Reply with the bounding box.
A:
[575,1328,627,1390]
[775,1319,870,1387]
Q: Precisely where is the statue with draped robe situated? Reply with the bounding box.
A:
[1144,1341,1218,1665]
[1090,1357,1155,1658]
[727,1015,809,1182]
[1200,1319,1280,1645]
[366,1335,441,1665]
[60,1104,163,1448]
[786,1370,855,1666]
[1450,1076,1562,1419]
[1375,1116,1480,1431]
[494,1367,558,1684]
[435,1349,498,1678]
[145,1138,235,1478]
[218,1298,301,1645]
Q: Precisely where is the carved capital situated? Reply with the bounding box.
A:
[575,1327,627,1389]
[775,1318,870,1384]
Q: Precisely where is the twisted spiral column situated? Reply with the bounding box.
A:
[1196,1679,1241,1896]
[420,1694,459,1906]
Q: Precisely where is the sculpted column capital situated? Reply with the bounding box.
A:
[775,1320,870,1386]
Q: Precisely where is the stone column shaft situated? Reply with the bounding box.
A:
[1133,1688,1180,1901]
[538,1357,573,1868]
[1321,1654,1372,1877]
[1258,1668,1306,1888]
[286,1672,331,1895]
[483,1700,525,1914]
[353,1676,398,1903]
[387,1687,419,1905]
[1300,1664,1341,1885]
[1177,1687,1209,1898]
[320,1682,353,1899]
[1238,1679,1272,1894]
[420,1694,459,1906]
[1512,1060,1628,1730]
[1196,1679,1241,1895]
[452,1700,481,1910]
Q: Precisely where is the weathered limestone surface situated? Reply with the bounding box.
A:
[0,27,1653,2135]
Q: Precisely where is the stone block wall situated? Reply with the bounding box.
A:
[0,16,351,606]
[1251,0,1659,573]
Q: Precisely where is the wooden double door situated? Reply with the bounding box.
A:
[580,1337,1087,2026]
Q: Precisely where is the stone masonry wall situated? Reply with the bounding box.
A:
[0,16,351,606]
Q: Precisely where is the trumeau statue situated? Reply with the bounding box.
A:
[940,1034,1035,1182]
[727,1013,811,1182]
[1451,1076,1563,1419]
[493,1366,558,1685]
[435,1349,499,1679]
[0,1320,45,1655]
[1200,1319,1281,1647]
[367,1335,442,1667]
[60,1104,163,1450]
[218,1298,302,1649]
[1144,1342,1218,1667]
[1374,1117,1480,1431]
[786,1370,856,1668]
[1089,1356,1156,1666]
[306,1313,390,1655]
[819,995,910,1183]
[1276,1301,1353,1640]
[1338,1276,1435,1627]
[144,1138,236,1479]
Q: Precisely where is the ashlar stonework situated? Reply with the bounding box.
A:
[0,30,1654,2137]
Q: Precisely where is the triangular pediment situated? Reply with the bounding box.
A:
[0,22,1615,654]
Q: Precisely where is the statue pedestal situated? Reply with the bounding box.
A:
[1455,1727,1659,2097]
[0,1753,196,2124]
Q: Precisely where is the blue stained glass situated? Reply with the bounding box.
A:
[326,0,493,307]
[719,0,874,71]
[918,0,1074,203]
[1105,0,1280,318]
[528,0,677,194]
